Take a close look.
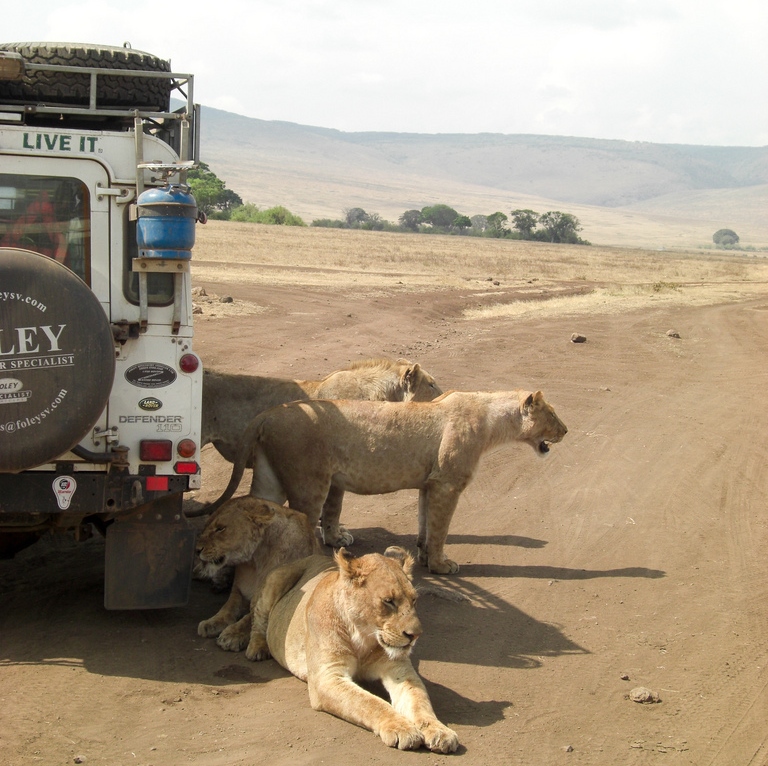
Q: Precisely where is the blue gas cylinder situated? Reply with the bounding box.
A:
[136,184,198,259]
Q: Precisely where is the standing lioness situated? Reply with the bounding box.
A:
[207,390,567,574]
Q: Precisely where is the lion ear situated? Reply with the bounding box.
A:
[523,391,544,411]
[403,363,421,387]
[384,546,415,578]
[334,547,358,580]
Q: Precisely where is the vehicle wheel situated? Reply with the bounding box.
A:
[0,248,116,472]
[0,42,172,110]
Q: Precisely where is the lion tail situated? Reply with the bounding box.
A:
[204,414,264,515]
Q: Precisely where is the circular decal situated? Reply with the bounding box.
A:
[125,362,177,388]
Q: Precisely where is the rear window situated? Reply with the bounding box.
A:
[0,174,90,283]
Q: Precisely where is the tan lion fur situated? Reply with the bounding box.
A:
[202,357,442,464]
[196,496,320,652]
[245,547,459,753]
[207,390,567,574]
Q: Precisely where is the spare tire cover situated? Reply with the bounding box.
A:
[0,248,115,472]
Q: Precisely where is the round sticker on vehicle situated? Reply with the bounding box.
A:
[125,362,177,388]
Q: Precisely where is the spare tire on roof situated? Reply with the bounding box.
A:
[0,248,116,472]
[0,42,173,110]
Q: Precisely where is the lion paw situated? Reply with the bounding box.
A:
[421,721,459,753]
[428,557,460,575]
[377,720,424,751]
[198,617,228,638]
[216,622,250,652]
[321,525,354,547]
[245,636,271,662]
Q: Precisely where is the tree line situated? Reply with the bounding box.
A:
[313,204,589,244]
[187,163,589,244]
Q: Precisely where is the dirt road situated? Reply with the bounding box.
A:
[2,278,767,766]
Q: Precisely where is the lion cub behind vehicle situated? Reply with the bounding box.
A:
[196,496,320,652]
[246,546,459,753]
[206,389,567,574]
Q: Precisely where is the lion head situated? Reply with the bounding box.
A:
[334,546,422,660]
[196,496,288,576]
[520,390,568,456]
[400,361,443,402]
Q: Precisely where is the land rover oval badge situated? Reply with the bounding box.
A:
[138,397,163,411]
[125,362,177,388]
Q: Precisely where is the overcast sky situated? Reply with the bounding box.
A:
[4,0,766,146]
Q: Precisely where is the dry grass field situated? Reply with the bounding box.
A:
[193,220,768,312]
[3,220,768,766]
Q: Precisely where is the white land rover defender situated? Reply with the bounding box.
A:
[0,43,204,608]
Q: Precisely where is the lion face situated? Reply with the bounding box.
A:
[195,497,275,575]
[521,390,568,456]
[335,546,422,660]
[402,363,443,402]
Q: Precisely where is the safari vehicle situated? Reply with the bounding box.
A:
[0,43,204,608]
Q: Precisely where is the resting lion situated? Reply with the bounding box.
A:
[202,357,442,464]
[196,496,320,651]
[246,546,459,753]
[207,389,567,574]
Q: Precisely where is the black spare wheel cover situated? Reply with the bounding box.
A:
[0,248,115,472]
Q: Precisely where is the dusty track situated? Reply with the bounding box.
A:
[2,277,767,766]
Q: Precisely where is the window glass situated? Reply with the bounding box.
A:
[0,174,90,283]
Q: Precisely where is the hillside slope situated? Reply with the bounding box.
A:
[198,106,767,249]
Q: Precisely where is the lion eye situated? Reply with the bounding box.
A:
[383,598,396,610]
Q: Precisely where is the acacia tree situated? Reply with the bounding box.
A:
[399,209,422,231]
[187,162,242,218]
[486,211,509,238]
[510,209,539,239]
[453,214,472,233]
[344,207,370,227]
[537,211,582,243]
[420,204,459,229]
[713,228,739,247]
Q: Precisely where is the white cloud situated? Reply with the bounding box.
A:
[2,0,766,145]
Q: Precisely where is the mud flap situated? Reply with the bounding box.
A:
[104,493,196,609]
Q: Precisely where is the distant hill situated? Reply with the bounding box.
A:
[197,105,768,249]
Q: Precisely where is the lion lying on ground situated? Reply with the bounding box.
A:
[245,546,459,753]
[196,496,320,651]
[202,357,442,464]
[206,390,567,574]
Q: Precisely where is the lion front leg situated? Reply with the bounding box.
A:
[420,483,463,574]
[319,484,354,547]
[197,586,248,638]
[216,613,252,652]
[381,661,459,753]
[308,669,424,750]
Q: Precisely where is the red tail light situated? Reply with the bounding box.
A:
[177,439,196,458]
[139,439,173,462]
[174,461,200,474]
[179,353,199,373]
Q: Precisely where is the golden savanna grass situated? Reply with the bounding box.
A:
[193,220,768,320]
